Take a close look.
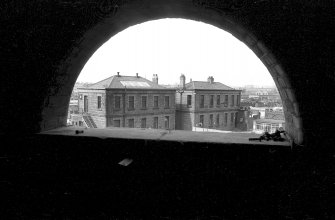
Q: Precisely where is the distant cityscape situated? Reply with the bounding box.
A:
[68,73,284,135]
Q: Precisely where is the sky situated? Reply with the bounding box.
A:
[77,18,275,88]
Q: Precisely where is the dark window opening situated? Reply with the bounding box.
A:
[210,95,214,108]
[164,116,169,129]
[209,114,213,127]
[128,119,134,128]
[115,96,121,109]
[141,96,147,109]
[153,117,158,129]
[84,95,88,113]
[128,96,134,110]
[187,95,192,107]
[216,95,220,106]
[164,96,170,108]
[154,96,159,108]
[200,95,205,108]
[141,118,146,128]
[200,115,204,127]
[114,119,121,127]
[97,96,101,109]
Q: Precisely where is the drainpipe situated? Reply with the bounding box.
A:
[176,88,184,129]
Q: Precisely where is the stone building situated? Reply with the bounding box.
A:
[77,73,176,129]
[175,74,242,131]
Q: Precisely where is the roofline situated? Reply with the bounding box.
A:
[105,88,176,91]
[89,76,114,86]
[77,88,106,90]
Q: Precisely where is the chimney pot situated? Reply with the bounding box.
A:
[152,74,158,84]
[180,74,186,90]
[207,76,214,84]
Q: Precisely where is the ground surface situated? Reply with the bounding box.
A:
[41,126,290,146]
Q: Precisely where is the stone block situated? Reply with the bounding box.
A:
[293,102,300,116]
[261,53,276,67]
[256,41,269,56]
[285,88,296,103]
[292,115,302,129]
[296,128,304,145]
[244,34,258,47]
[274,64,285,77]
[251,43,264,58]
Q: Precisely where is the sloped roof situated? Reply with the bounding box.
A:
[84,75,170,90]
[185,81,236,90]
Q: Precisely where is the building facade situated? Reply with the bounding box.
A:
[253,108,285,134]
[175,74,242,131]
[78,73,176,129]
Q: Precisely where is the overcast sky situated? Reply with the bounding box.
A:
[77,18,275,88]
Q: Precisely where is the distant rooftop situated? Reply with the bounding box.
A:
[185,81,236,90]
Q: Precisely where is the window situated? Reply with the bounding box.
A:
[128,119,134,128]
[114,119,121,127]
[200,115,204,127]
[141,118,146,128]
[187,95,192,107]
[200,95,205,108]
[210,95,214,108]
[97,96,101,109]
[216,114,219,127]
[209,114,213,127]
[141,96,147,109]
[216,95,220,106]
[231,95,235,106]
[164,96,170,108]
[153,117,158,129]
[154,96,159,108]
[224,95,228,107]
[224,113,228,126]
[231,112,234,124]
[128,96,134,110]
[115,96,121,109]
[164,116,170,129]
[237,95,240,107]
[84,95,88,113]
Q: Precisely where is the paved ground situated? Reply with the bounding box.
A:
[41,126,291,146]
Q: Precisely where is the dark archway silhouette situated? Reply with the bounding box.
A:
[41,2,302,144]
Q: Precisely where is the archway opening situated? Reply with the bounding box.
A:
[64,18,289,145]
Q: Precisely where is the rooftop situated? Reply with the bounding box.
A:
[79,74,171,90]
[185,81,236,91]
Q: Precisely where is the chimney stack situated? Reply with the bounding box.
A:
[180,74,186,89]
[152,74,158,84]
[117,72,120,77]
[190,78,192,82]
[207,76,214,84]
[136,73,139,78]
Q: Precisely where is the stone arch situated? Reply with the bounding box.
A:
[41,0,302,145]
